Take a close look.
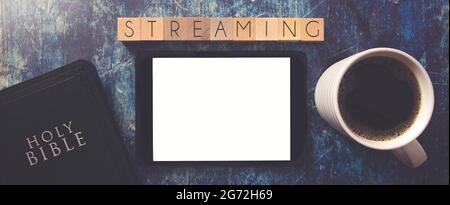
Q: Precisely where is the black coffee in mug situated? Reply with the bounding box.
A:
[338,56,421,141]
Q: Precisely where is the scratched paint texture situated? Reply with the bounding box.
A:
[0,0,448,184]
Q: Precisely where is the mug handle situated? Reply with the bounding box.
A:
[392,140,427,168]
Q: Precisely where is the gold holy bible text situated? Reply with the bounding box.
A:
[117,17,324,42]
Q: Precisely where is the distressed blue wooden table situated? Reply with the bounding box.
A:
[0,0,448,184]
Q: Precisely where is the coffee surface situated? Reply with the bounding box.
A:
[338,57,421,141]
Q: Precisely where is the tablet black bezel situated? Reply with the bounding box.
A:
[136,51,307,167]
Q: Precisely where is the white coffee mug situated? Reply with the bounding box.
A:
[314,47,434,168]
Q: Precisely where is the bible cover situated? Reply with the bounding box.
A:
[0,60,137,184]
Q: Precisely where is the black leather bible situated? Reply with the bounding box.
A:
[0,60,137,184]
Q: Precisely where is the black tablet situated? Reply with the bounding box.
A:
[136,51,306,166]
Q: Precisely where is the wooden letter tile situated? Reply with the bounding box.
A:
[163,18,188,41]
[209,18,233,41]
[278,18,301,41]
[299,18,324,41]
[184,17,210,40]
[233,18,256,41]
[140,17,164,41]
[117,18,141,41]
[255,18,279,41]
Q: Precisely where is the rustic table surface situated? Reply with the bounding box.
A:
[0,0,448,184]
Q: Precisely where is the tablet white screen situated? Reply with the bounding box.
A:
[152,57,291,161]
